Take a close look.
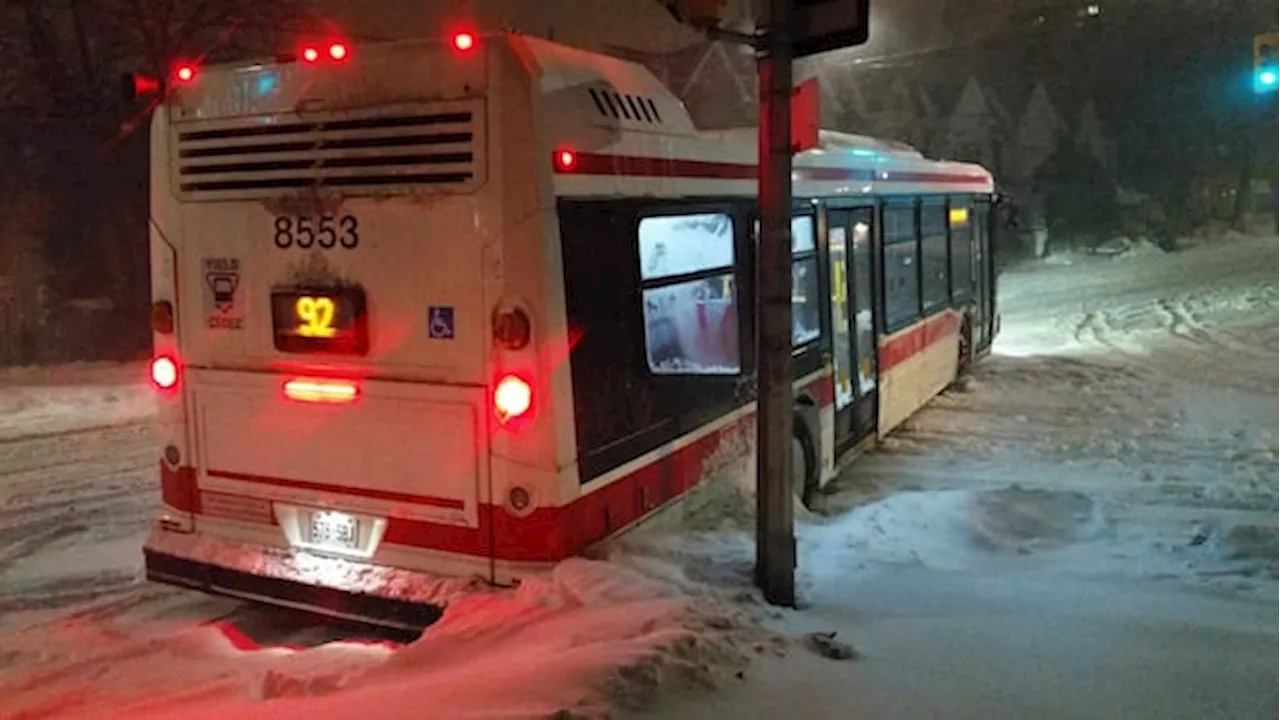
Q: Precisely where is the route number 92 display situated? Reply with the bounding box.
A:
[270,286,369,355]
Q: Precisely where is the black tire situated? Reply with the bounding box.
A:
[957,317,973,377]
[792,414,818,510]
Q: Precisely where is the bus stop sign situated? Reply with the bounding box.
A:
[792,0,870,58]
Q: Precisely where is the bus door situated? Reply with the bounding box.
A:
[972,199,994,351]
[826,207,878,452]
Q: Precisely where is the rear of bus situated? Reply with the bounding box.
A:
[141,34,562,623]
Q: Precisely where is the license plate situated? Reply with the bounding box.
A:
[309,510,359,550]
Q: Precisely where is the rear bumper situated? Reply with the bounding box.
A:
[144,539,447,632]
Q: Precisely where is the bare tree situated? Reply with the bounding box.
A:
[1,0,317,115]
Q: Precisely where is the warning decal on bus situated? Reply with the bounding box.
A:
[203,257,244,330]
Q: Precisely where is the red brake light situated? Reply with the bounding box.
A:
[151,356,179,390]
[328,43,349,61]
[555,149,578,171]
[174,64,196,83]
[494,375,532,423]
[452,32,476,52]
[302,46,320,63]
[284,378,358,404]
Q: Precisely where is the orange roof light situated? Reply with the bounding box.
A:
[284,378,359,404]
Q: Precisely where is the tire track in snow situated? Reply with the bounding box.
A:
[0,421,153,479]
[0,420,158,617]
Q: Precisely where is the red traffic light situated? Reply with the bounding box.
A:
[121,72,161,100]
[173,63,197,83]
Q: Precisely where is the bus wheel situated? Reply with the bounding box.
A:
[792,416,818,511]
[957,317,973,376]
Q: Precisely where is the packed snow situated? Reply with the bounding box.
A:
[0,361,154,441]
[615,231,1278,718]
[0,232,1276,718]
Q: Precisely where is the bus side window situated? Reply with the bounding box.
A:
[882,204,920,331]
[791,214,822,347]
[949,200,974,298]
[919,202,949,313]
[637,213,741,375]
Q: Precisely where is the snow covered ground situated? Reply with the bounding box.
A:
[616,231,1279,719]
[0,232,1275,718]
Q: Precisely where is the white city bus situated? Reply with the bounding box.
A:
[139,31,998,628]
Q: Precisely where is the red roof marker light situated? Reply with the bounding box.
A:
[452,32,476,52]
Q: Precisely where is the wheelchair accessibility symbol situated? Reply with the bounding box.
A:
[428,306,455,340]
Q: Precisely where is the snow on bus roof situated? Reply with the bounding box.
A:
[515,35,991,179]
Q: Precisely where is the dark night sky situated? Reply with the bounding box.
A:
[315,0,756,51]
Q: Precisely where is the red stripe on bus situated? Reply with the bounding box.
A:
[878,311,961,373]
[557,152,989,186]
[161,463,201,514]
[204,470,467,511]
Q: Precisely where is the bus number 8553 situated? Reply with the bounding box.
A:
[274,215,360,249]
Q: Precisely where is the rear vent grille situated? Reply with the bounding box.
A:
[588,88,663,125]
[172,103,485,200]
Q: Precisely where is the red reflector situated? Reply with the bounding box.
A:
[302,46,320,63]
[452,32,476,52]
[174,64,196,83]
[284,378,358,403]
[494,375,532,423]
[151,357,179,390]
[151,301,175,334]
[555,149,578,171]
[328,43,349,60]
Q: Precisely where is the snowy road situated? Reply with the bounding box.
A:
[621,233,1279,719]
[0,366,157,615]
[0,234,1275,719]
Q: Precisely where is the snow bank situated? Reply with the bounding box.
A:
[0,558,763,720]
[0,361,154,441]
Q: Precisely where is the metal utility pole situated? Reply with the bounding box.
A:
[754,0,796,607]
[656,0,868,608]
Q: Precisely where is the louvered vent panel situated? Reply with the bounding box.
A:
[172,103,485,200]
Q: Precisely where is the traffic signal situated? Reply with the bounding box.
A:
[1254,32,1278,94]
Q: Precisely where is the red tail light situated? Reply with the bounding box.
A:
[173,64,197,83]
[494,375,532,423]
[302,46,320,63]
[328,42,349,61]
[151,356,179,390]
[284,378,359,404]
